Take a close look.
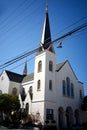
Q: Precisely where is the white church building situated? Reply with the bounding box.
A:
[0,6,84,129]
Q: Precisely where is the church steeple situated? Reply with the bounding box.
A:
[23,62,27,76]
[40,5,54,53]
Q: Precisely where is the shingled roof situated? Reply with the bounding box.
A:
[22,73,34,83]
[56,61,67,72]
[6,70,24,83]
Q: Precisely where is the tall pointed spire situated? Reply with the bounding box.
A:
[40,5,54,53]
[23,62,27,76]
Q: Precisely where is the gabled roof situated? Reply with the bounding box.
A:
[56,60,78,80]
[5,70,24,83]
[56,61,67,72]
[22,73,34,83]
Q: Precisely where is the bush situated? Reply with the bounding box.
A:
[44,125,57,130]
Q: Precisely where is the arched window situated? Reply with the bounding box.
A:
[49,80,52,90]
[25,103,29,113]
[66,77,70,96]
[37,80,41,91]
[49,61,53,72]
[29,86,33,94]
[29,86,33,100]
[62,80,66,96]
[12,87,17,95]
[38,60,42,72]
[71,83,74,97]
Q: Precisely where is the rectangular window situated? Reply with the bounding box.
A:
[46,109,54,120]
[71,83,74,97]
[49,80,52,90]
[62,80,66,96]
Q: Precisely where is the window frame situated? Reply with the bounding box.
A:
[62,80,66,96]
[12,87,17,95]
[71,83,74,97]
[49,80,52,91]
[37,80,41,91]
[49,61,53,72]
[38,60,42,72]
[66,77,70,96]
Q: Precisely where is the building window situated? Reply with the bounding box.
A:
[25,103,29,113]
[66,77,70,96]
[46,109,54,120]
[71,83,74,97]
[12,87,17,95]
[29,86,33,100]
[1,76,4,80]
[49,80,52,90]
[37,80,41,91]
[38,60,42,72]
[62,80,66,96]
[29,86,33,94]
[49,61,53,72]
[21,88,26,101]
[79,90,83,99]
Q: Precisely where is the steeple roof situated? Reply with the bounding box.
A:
[39,5,54,53]
[23,62,27,76]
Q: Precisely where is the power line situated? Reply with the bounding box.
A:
[52,22,87,44]
[0,22,87,70]
[0,1,45,45]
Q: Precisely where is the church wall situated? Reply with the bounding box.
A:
[44,101,57,122]
[32,101,45,125]
[21,81,34,114]
[22,81,34,95]
[33,52,46,101]
[9,81,21,95]
[45,51,56,102]
[0,71,9,94]
[55,61,84,110]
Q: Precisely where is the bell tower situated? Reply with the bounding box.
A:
[32,5,57,125]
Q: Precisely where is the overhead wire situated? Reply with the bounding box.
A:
[0,2,87,69]
[0,0,45,46]
[53,16,87,36]
[0,2,86,49]
[0,0,29,30]
[0,0,34,31]
[10,55,35,72]
[0,22,87,70]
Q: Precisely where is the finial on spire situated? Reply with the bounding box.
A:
[46,3,48,13]
[23,61,27,76]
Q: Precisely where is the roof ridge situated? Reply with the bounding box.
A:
[5,70,23,76]
[5,70,24,83]
[56,60,67,72]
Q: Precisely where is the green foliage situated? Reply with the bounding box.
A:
[0,94,21,128]
[0,94,20,112]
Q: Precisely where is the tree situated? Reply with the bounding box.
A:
[0,94,20,121]
[81,96,87,111]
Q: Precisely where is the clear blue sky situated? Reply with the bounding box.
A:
[0,0,87,94]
